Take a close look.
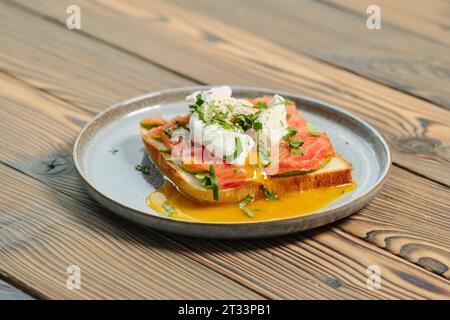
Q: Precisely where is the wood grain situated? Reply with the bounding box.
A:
[171,229,450,299]
[167,0,450,109]
[5,165,450,300]
[0,163,261,299]
[1,0,449,299]
[0,1,194,113]
[1,73,449,299]
[336,167,450,279]
[7,0,450,186]
[323,0,450,47]
[0,279,34,300]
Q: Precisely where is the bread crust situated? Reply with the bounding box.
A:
[141,129,352,203]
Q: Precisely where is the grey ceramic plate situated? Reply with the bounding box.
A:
[73,86,390,238]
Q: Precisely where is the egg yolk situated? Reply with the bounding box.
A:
[147,182,356,223]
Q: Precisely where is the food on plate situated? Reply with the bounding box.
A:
[140,86,353,220]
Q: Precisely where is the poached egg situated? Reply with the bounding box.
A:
[187,86,288,165]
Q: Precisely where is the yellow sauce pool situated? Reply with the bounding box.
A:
[147,182,356,222]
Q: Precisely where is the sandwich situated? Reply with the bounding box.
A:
[140,86,352,204]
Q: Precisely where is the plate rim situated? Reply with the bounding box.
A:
[73,85,391,227]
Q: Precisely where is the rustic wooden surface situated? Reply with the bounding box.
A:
[0,0,449,299]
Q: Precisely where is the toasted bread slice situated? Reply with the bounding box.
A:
[141,128,352,203]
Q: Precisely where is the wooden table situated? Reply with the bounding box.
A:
[0,0,449,300]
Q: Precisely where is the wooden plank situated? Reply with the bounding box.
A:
[322,0,450,47]
[337,167,450,279]
[0,0,447,278]
[7,0,450,186]
[0,1,193,113]
[0,279,34,300]
[166,0,450,109]
[3,165,450,300]
[0,165,263,299]
[1,73,449,299]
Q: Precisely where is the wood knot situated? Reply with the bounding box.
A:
[395,136,440,154]
[203,31,226,43]
[323,278,343,288]
[30,154,73,176]
[417,257,448,277]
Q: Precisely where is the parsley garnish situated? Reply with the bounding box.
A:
[195,93,204,106]
[162,201,176,216]
[210,112,234,129]
[233,113,261,131]
[239,194,255,217]
[283,127,297,140]
[189,94,207,121]
[292,149,304,155]
[288,138,304,149]
[256,102,268,109]
[259,185,278,201]
[253,120,263,131]
[163,129,173,136]
[209,164,219,201]
[306,123,320,137]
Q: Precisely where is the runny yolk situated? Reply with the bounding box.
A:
[146,182,356,223]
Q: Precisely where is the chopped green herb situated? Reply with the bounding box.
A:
[283,127,297,140]
[135,164,150,175]
[292,149,304,155]
[195,93,204,106]
[189,94,207,122]
[209,164,219,201]
[288,138,304,149]
[163,129,173,136]
[239,194,255,218]
[189,104,204,121]
[259,185,278,201]
[256,101,268,109]
[253,120,263,131]
[306,123,320,137]
[151,135,163,141]
[162,201,176,216]
[210,112,234,129]
[159,147,170,153]
[233,112,261,131]
[233,137,243,160]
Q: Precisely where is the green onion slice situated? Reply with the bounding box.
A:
[239,194,255,217]
[209,164,219,201]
